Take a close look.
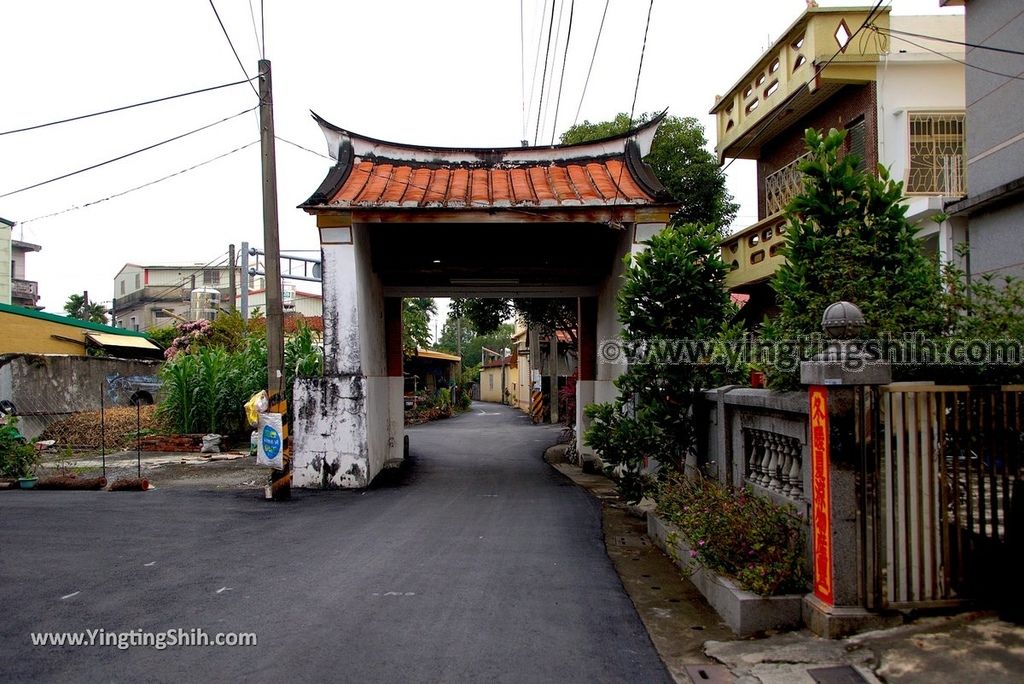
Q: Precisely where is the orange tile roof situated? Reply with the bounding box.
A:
[328,158,653,208]
[303,112,676,211]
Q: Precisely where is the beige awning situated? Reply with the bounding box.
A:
[85,333,161,353]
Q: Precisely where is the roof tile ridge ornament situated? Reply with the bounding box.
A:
[309,109,668,166]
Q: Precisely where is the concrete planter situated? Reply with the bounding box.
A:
[647,512,804,637]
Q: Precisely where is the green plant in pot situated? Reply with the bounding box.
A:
[0,417,41,488]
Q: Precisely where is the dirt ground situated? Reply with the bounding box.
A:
[35,447,270,490]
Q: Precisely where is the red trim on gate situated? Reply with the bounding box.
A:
[810,385,834,606]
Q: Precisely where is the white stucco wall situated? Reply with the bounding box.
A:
[292,224,402,488]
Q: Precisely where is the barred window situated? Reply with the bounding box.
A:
[907,113,966,196]
[203,269,221,286]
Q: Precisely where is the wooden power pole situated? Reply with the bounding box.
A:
[259,59,289,501]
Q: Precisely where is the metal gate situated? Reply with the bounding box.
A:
[878,384,1024,607]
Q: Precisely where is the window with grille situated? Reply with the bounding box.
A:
[203,269,221,286]
[764,152,810,215]
[907,113,966,196]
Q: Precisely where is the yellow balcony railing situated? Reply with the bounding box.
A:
[711,7,890,162]
[722,213,790,291]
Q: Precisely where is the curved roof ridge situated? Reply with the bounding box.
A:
[310,110,668,165]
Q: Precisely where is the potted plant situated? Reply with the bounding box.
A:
[0,416,41,489]
[748,362,767,389]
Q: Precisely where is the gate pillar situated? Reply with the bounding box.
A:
[800,302,896,637]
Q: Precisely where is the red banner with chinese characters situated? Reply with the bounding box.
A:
[809,385,833,606]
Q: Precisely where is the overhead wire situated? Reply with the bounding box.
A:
[540,0,568,145]
[613,0,655,204]
[572,0,611,128]
[207,0,260,98]
[0,77,257,137]
[870,24,1024,81]
[549,0,576,145]
[877,24,1024,57]
[533,0,558,145]
[0,107,256,199]
[18,140,260,225]
[520,0,527,142]
[247,0,264,60]
[720,0,887,173]
[525,0,550,141]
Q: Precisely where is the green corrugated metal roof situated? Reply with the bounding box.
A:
[0,302,150,338]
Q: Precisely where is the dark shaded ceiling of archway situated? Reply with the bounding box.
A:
[368,221,624,296]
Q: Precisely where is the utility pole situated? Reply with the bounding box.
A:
[228,244,236,313]
[259,58,289,501]
[240,241,249,320]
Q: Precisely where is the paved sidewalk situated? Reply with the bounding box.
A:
[547,453,1024,684]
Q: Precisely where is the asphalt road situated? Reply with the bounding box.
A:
[0,402,670,683]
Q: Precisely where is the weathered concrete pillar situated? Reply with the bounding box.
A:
[292,223,396,488]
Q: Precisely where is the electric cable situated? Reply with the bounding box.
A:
[18,140,260,225]
[533,0,558,145]
[208,0,260,97]
[572,0,611,128]
[0,107,256,199]
[550,0,576,145]
[0,77,257,137]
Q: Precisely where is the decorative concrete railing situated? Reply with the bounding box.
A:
[700,386,810,512]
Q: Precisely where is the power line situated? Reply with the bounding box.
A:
[208,0,259,98]
[0,77,257,137]
[276,136,332,160]
[870,24,1024,81]
[877,24,1024,57]
[0,107,256,199]
[533,0,558,145]
[540,0,568,145]
[721,0,886,173]
[526,0,551,142]
[19,140,260,225]
[550,0,576,145]
[520,0,527,141]
[613,0,655,203]
[573,0,610,128]
[247,0,263,60]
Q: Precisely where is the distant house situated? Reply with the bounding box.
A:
[236,286,323,318]
[0,302,162,358]
[480,352,515,405]
[943,0,1024,282]
[711,6,966,321]
[111,262,247,331]
[1,218,42,309]
[404,348,461,397]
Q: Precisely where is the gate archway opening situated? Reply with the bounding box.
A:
[293,113,677,488]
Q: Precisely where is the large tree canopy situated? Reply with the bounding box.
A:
[561,112,737,229]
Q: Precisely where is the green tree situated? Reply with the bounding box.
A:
[584,223,739,501]
[766,128,944,385]
[561,112,738,228]
[63,293,108,324]
[403,298,436,355]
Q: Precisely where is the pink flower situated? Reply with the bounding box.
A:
[689,550,698,558]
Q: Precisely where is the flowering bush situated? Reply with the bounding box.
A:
[163,319,213,360]
[656,474,808,596]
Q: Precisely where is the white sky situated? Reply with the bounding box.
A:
[0,0,960,319]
